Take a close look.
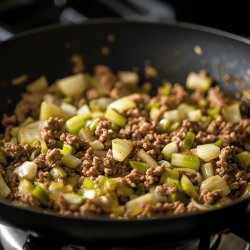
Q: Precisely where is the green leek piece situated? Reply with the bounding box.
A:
[198,99,208,108]
[31,185,50,206]
[58,73,87,97]
[186,71,212,92]
[50,167,67,179]
[196,144,220,162]
[29,149,41,161]
[91,111,104,118]
[78,128,94,142]
[145,102,161,110]
[82,177,94,189]
[62,154,81,169]
[43,94,61,106]
[77,104,91,119]
[187,109,202,122]
[166,177,180,187]
[178,103,195,120]
[109,96,136,112]
[118,71,139,85]
[89,97,112,111]
[0,151,7,166]
[182,132,195,149]
[170,190,189,203]
[200,175,230,196]
[40,140,48,154]
[95,176,109,189]
[18,179,35,194]
[169,121,180,131]
[160,168,179,184]
[222,103,242,124]
[158,160,172,168]
[112,139,133,161]
[104,108,127,127]
[26,76,48,93]
[208,107,220,119]
[66,115,85,134]
[129,161,149,172]
[171,153,200,171]
[104,178,119,191]
[117,183,134,196]
[63,193,84,205]
[62,144,74,155]
[40,101,69,121]
[125,193,156,216]
[137,149,157,167]
[163,109,181,121]
[241,186,250,199]
[0,173,11,198]
[13,161,37,181]
[214,139,223,148]
[150,107,161,121]
[18,121,44,145]
[89,140,104,151]
[180,175,199,200]
[20,117,35,127]
[60,102,77,117]
[158,82,172,96]
[161,141,178,161]
[85,118,100,132]
[173,167,197,174]
[63,96,73,104]
[201,162,214,179]
[159,119,171,132]
[236,151,250,171]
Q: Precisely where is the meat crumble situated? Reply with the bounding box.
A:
[0,67,249,219]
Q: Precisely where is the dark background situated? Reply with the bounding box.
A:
[0,0,249,40]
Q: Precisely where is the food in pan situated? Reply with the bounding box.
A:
[0,66,249,218]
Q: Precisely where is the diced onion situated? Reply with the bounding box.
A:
[222,103,242,124]
[171,153,200,171]
[14,161,37,180]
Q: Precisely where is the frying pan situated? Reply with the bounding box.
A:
[0,19,249,248]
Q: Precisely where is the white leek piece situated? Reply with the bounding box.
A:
[109,96,136,112]
[112,139,133,161]
[14,161,38,180]
[196,144,220,162]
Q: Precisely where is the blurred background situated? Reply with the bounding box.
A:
[0,0,249,41]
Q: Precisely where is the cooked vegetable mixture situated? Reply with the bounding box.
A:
[1,66,250,218]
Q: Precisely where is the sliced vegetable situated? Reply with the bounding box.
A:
[60,102,77,117]
[0,173,11,198]
[77,104,91,119]
[89,97,112,111]
[158,82,172,96]
[66,115,85,134]
[104,108,127,127]
[196,144,220,162]
[137,149,157,167]
[18,121,44,145]
[201,162,214,179]
[82,177,94,189]
[31,185,50,206]
[62,154,81,169]
[163,109,181,121]
[50,167,67,179]
[63,193,84,205]
[109,96,136,112]
[18,179,35,194]
[236,151,250,171]
[125,193,156,216]
[112,139,133,161]
[159,119,171,132]
[118,71,139,85]
[150,107,161,121]
[40,140,48,153]
[171,153,200,171]
[182,132,195,149]
[200,175,230,196]
[187,109,202,122]
[161,141,178,160]
[214,139,223,148]
[222,103,242,123]
[186,71,212,92]
[58,73,87,97]
[89,140,104,151]
[129,161,149,172]
[40,101,69,120]
[180,175,199,200]
[62,144,74,155]
[13,161,37,180]
[178,103,195,120]
[78,127,94,142]
[208,108,220,119]
[26,76,48,93]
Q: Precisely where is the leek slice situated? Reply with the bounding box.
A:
[118,71,139,85]
[13,161,37,181]
[200,175,230,196]
[161,141,178,161]
[182,132,195,149]
[222,103,242,123]
[201,162,214,179]
[18,179,35,194]
[196,144,220,162]
[236,151,250,171]
[137,149,157,167]
[50,167,67,179]
[109,96,136,112]
[66,115,85,134]
[171,153,200,171]
[104,108,127,127]
[0,173,11,198]
[26,76,48,93]
[63,193,84,205]
[112,139,133,161]
[180,175,199,200]
[31,185,50,206]
[62,154,81,169]
[58,73,87,97]
[186,71,212,92]
[129,161,149,172]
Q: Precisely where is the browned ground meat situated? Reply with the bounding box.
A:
[0,68,249,219]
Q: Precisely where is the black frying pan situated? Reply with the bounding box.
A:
[0,20,249,248]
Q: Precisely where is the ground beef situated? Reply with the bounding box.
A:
[144,166,165,189]
[41,117,65,147]
[155,183,177,196]
[60,133,85,150]
[208,86,229,108]
[200,190,222,205]
[120,169,145,188]
[1,142,32,162]
[45,149,62,167]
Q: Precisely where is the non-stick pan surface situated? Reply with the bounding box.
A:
[0,20,249,245]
